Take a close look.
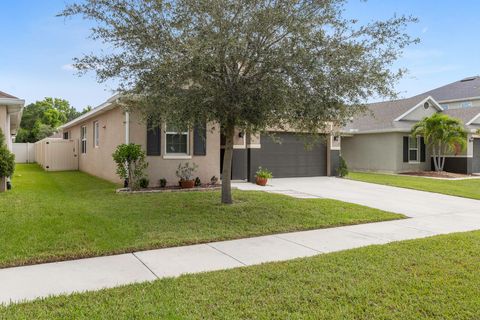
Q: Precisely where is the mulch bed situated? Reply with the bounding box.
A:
[117,184,222,194]
[400,171,471,179]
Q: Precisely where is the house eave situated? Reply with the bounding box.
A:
[438,96,480,104]
[341,128,411,135]
[59,94,121,130]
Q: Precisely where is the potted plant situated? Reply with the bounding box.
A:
[176,162,198,189]
[255,167,272,186]
[210,176,218,185]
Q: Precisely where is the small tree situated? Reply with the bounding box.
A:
[0,129,15,192]
[411,113,467,172]
[112,143,148,190]
[61,0,418,203]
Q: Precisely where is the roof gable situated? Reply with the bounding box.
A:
[393,96,443,122]
[0,90,18,99]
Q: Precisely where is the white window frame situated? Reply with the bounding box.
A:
[93,121,99,148]
[408,136,420,163]
[81,125,87,154]
[164,124,190,158]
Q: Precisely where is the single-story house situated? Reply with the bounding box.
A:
[0,91,24,151]
[58,96,340,187]
[342,76,480,174]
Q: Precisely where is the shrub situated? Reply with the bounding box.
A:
[194,177,201,187]
[255,167,273,179]
[112,143,148,191]
[138,177,149,189]
[175,162,198,181]
[159,178,167,188]
[338,155,349,178]
[0,129,15,182]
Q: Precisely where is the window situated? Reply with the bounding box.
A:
[441,104,449,110]
[63,131,69,140]
[165,124,189,155]
[93,121,99,147]
[408,136,419,162]
[461,101,472,109]
[81,125,87,154]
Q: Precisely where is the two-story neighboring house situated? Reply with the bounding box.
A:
[342,76,480,175]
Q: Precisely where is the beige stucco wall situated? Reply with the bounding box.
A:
[129,112,221,187]
[65,107,126,184]
[342,132,430,173]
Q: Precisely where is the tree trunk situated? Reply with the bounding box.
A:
[221,125,235,204]
[439,143,446,171]
[432,145,440,172]
[0,177,6,193]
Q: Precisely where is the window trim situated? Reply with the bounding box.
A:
[408,136,420,163]
[81,125,87,154]
[93,121,99,148]
[164,124,190,157]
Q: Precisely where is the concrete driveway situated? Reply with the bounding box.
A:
[233,177,480,218]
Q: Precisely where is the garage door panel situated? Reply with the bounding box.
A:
[473,139,480,173]
[249,133,327,180]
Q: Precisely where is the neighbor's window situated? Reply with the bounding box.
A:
[165,124,189,154]
[63,131,69,140]
[441,104,449,110]
[461,102,472,108]
[408,136,420,162]
[93,121,99,147]
[81,125,87,154]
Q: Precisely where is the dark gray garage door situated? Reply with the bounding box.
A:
[473,139,480,173]
[249,133,327,180]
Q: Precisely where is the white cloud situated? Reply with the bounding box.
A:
[409,64,462,77]
[403,49,444,60]
[61,64,77,71]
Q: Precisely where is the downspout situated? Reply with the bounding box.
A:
[125,111,130,144]
[124,111,130,188]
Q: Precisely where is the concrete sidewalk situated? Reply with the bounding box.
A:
[1,178,480,306]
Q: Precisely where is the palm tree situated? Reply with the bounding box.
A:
[411,113,467,172]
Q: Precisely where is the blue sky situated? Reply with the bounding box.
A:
[1,0,479,110]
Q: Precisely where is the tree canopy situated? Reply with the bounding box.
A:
[16,98,92,143]
[411,113,467,172]
[61,0,418,203]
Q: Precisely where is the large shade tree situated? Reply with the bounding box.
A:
[411,113,467,172]
[16,98,92,143]
[61,0,418,204]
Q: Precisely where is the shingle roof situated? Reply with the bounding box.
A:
[343,95,429,133]
[0,90,18,99]
[419,76,480,102]
[443,106,480,124]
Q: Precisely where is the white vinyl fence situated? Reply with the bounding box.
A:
[35,138,79,171]
[12,143,36,163]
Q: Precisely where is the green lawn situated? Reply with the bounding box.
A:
[2,231,479,319]
[348,171,480,200]
[0,164,402,268]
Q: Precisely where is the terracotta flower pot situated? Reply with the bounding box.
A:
[256,177,268,186]
[180,179,195,189]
